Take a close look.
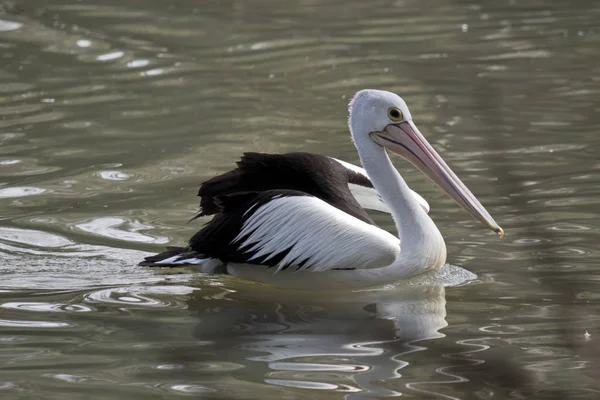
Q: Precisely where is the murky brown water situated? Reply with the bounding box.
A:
[1,0,599,398]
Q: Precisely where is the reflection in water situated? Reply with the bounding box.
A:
[185,267,466,398]
[0,266,468,398]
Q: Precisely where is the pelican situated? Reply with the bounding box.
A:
[141,89,503,289]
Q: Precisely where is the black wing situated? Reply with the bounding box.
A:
[191,152,374,224]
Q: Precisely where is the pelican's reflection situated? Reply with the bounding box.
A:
[186,265,475,398]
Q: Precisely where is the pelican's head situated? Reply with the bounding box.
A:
[349,89,503,237]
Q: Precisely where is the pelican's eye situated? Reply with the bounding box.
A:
[387,107,403,122]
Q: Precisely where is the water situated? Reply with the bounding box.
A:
[1,0,599,398]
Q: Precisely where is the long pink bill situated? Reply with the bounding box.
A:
[371,121,504,237]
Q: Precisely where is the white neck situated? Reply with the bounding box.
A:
[350,123,446,274]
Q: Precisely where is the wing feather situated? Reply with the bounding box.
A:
[232,194,400,272]
[330,157,430,214]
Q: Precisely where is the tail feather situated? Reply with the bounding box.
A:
[139,246,226,273]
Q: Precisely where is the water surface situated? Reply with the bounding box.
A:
[1,0,600,398]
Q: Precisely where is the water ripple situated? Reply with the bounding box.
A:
[1,302,93,313]
[97,170,132,181]
[0,227,186,289]
[0,319,71,328]
[271,362,368,372]
[168,384,216,394]
[83,285,194,308]
[0,227,73,247]
[265,379,341,390]
[75,217,168,244]
[0,19,21,32]
[0,381,19,390]
[0,186,46,199]
[0,0,598,398]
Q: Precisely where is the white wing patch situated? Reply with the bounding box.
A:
[330,157,430,214]
[410,190,430,214]
[329,157,367,175]
[232,196,400,273]
[348,183,390,213]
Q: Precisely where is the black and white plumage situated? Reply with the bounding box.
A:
[141,153,403,272]
[330,157,429,214]
[141,89,503,290]
[188,152,428,222]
